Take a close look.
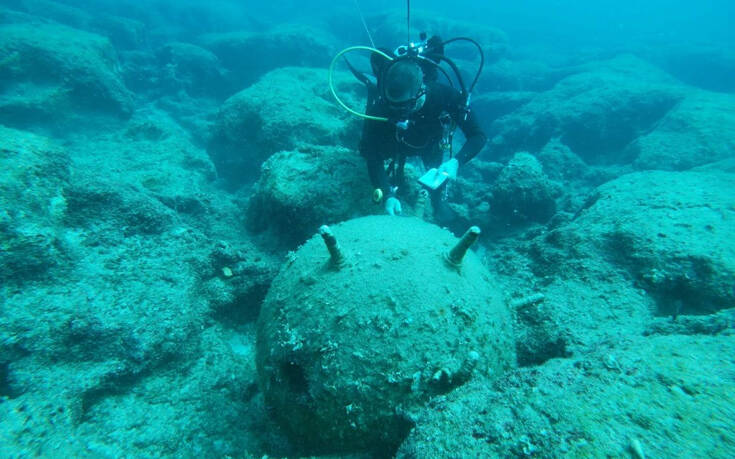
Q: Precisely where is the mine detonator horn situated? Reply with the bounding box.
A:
[444,226,481,269]
[319,225,347,268]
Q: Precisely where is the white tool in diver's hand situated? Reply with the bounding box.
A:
[418,168,449,190]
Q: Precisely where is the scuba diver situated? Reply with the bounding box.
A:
[330,31,487,224]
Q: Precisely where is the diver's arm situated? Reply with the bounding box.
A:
[454,109,487,165]
[359,119,391,195]
[365,152,390,193]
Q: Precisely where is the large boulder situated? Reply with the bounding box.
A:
[119,43,227,122]
[489,55,684,163]
[489,152,561,225]
[257,216,515,455]
[398,335,735,457]
[0,115,280,457]
[153,42,227,98]
[199,24,337,91]
[477,58,579,94]
[629,90,735,170]
[207,67,363,187]
[471,90,535,140]
[0,21,134,132]
[246,145,375,246]
[651,44,735,93]
[0,125,69,284]
[0,0,147,50]
[72,109,217,202]
[446,153,560,236]
[541,170,735,316]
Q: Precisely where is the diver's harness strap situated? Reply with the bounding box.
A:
[439,110,456,155]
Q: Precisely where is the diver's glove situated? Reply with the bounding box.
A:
[437,158,459,181]
[385,196,402,216]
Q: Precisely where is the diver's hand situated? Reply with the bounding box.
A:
[385,197,402,216]
[437,158,459,181]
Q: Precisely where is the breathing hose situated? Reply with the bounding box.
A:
[328,46,394,122]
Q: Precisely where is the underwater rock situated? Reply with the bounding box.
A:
[155,42,226,98]
[199,240,279,325]
[533,138,627,218]
[246,145,374,246]
[652,44,735,93]
[629,90,735,170]
[256,216,515,455]
[199,24,336,91]
[64,178,174,236]
[0,0,146,50]
[534,137,594,184]
[0,125,70,284]
[0,5,37,24]
[477,58,580,94]
[2,0,91,30]
[447,160,501,231]
[0,21,134,133]
[62,112,224,237]
[561,170,735,316]
[512,292,570,366]
[471,90,535,139]
[397,335,735,457]
[0,119,271,457]
[489,55,684,163]
[89,13,147,50]
[490,152,561,224]
[207,67,362,187]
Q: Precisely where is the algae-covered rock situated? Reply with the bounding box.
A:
[653,44,735,93]
[246,145,375,245]
[471,90,535,130]
[257,216,515,455]
[490,55,683,163]
[397,335,735,458]
[0,21,134,132]
[155,42,226,98]
[199,240,279,325]
[0,116,278,457]
[447,153,560,236]
[2,0,147,50]
[0,125,69,283]
[490,152,560,224]
[553,170,735,315]
[62,110,219,236]
[199,24,337,89]
[630,90,735,170]
[477,58,579,94]
[207,67,362,187]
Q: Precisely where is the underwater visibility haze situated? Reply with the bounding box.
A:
[0,0,734,457]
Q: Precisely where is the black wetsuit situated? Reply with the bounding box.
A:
[359,81,486,196]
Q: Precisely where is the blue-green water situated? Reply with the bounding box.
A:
[0,1,733,457]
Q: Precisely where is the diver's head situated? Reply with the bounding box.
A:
[383,59,426,114]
